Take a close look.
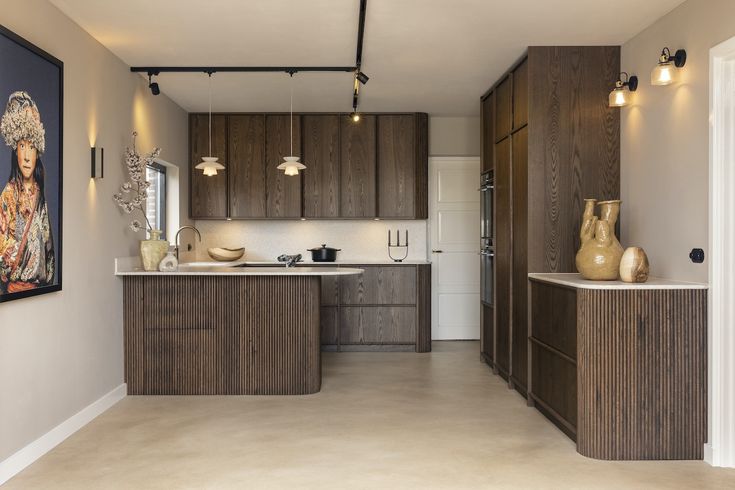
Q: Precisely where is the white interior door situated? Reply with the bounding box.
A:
[429,157,481,340]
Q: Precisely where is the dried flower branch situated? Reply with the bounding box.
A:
[113,131,161,233]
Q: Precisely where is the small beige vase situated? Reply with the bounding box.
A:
[140,229,169,271]
[619,247,650,283]
[575,199,624,280]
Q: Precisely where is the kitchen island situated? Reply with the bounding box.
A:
[115,259,363,395]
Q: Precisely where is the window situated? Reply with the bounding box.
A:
[146,162,167,239]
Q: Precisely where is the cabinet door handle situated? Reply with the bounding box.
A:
[432,250,443,253]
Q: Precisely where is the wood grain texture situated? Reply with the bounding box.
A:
[190,114,227,218]
[321,306,339,346]
[228,115,266,218]
[265,114,302,218]
[340,115,377,217]
[416,264,432,352]
[494,137,512,376]
[495,76,512,141]
[340,306,416,344]
[530,281,576,358]
[576,288,707,460]
[527,46,620,274]
[303,115,340,218]
[481,303,494,364]
[481,93,495,173]
[377,115,416,218]
[512,58,528,130]
[414,113,429,220]
[511,126,529,393]
[123,276,321,395]
[339,265,417,305]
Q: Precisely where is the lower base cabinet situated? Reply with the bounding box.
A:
[481,303,493,365]
[529,276,707,460]
[319,264,431,352]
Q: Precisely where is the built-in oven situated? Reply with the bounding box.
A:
[480,171,494,305]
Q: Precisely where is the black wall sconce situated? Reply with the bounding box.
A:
[91,146,104,179]
[608,72,638,107]
[651,47,687,85]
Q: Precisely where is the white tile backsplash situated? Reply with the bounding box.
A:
[194,220,429,262]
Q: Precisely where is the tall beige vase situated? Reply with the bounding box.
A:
[140,229,169,271]
[575,200,624,280]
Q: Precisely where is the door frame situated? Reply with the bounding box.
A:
[708,35,735,467]
[428,156,482,340]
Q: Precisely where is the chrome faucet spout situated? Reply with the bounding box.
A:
[174,225,202,261]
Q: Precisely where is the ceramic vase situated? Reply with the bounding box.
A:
[158,249,179,272]
[575,199,624,281]
[140,229,169,271]
[619,247,650,283]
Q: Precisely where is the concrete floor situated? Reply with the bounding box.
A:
[5,341,735,489]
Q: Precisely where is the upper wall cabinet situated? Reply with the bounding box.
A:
[189,112,428,220]
[481,92,495,173]
[228,115,266,218]
[266,114,302,218]
[340,115,377,217]
[190,114,227,218]
[495,76,512,142]
[513,58,528,130]
[377,114,428,219]
[303,115,341,218]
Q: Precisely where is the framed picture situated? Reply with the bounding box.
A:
[0,24,63,303]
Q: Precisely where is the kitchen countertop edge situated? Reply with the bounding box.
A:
[528,273,708,290]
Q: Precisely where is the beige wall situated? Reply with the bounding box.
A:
[429,116,480,156]
[0,0,188,461]
[621,0,735,282]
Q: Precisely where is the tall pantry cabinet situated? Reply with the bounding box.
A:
[480,46,621,397]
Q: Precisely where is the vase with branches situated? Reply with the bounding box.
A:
[113,131,167,270]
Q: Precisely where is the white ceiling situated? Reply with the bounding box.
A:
[51,0,685,116]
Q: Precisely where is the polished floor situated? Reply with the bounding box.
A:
[5,341,735,489]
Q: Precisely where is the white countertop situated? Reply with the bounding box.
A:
[528,273,708,290]
[114,258,363,276]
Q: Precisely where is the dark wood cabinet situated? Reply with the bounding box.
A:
[512,58,528,130]
[529,277,707,460]
[190,114,227,218]
[317,264,431,352]
[481,92,495,173]
[303,115,340,218]
[481,303,493,364]
[340,115,377,217]
[494,76,512,141]
[265,115,302,218]
[228,115,266,218]
[481,47,621,398]
[377,114,428,219]
[511,126,528,394]
[190,112,427,220]
[494,137,511,378]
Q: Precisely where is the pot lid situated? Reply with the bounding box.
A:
[308,244,341,251]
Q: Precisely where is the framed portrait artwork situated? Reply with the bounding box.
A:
[0,24,63,303]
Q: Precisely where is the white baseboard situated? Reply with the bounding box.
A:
[0,383,126,485]
[704,443,714,465]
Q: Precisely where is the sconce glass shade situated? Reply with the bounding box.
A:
[608,87,632,107]
[195,156,225,177]
[277,156,306,177]
[651,61,677,85]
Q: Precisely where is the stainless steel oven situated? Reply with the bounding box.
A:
[480,171,494,305]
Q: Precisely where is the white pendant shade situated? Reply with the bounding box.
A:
[195,156,226,177]
[277,155,306,176]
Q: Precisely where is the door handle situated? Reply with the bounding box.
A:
[432,250,443,253]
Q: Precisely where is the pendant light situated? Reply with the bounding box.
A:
[277,74,306,176]
[195,73,225,177]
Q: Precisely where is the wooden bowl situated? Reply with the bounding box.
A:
[207,247,245,262]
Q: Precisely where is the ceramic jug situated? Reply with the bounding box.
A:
[575,200,624,280]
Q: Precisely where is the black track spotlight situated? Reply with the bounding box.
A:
[148,72,160,96]
[356,71,369,84]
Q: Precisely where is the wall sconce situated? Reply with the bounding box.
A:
[91,147,104,179]
[651,47,687,86]
[608,72,638,107]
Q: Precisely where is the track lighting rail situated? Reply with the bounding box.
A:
[131,66,357,75]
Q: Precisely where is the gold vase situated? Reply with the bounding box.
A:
[140,229,169,271]
[575,200,624,281]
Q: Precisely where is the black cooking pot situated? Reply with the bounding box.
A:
[307,244,341,262]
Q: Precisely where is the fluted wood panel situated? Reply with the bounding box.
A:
[416,264,432,352]
[576,288,707,460]
[123,276,321,395]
